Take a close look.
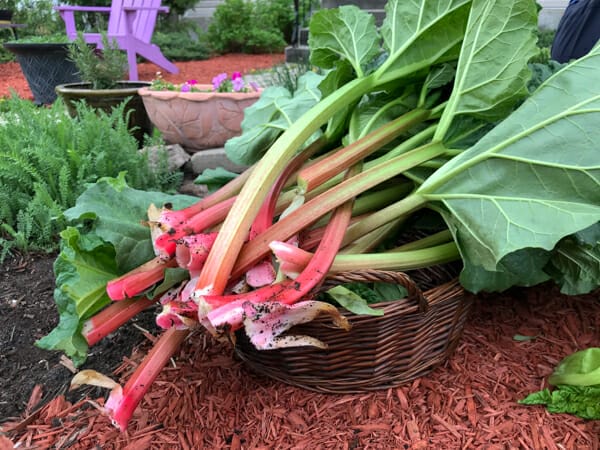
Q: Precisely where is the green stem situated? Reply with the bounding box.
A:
[342,193,427,247]
[231,141,446,279]
[331,242,460,272]
[391,229,453,252]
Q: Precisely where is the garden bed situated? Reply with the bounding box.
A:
[1,252,598,448]
[0,53,285,100]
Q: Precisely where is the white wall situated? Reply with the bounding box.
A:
[185,0,571,32]
[538,0,569,29]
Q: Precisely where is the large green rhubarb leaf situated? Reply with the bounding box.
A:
[64,174,196,272]
[376,0,471,82]
[309,5,380,78]
[418,44,600,272]
[435,0,538,139]
[545,234,600,295]
[35,227,118,366]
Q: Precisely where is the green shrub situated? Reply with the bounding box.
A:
[152,22,210,61]
[254,0,294,43]
[0,96,181,259]
[208,0,292,54]
[537,28,556,50]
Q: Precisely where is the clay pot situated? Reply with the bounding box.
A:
[55,81,152,147]
[138,85,261,152]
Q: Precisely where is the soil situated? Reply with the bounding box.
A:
[0,252,160,420]
[0,56,599,448]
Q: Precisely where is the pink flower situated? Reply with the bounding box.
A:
[212,73,228,91]
[232,77,245,92]
[187,79,198,85]
[232,71,242,80]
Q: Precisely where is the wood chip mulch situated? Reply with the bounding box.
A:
[1,284,599,449]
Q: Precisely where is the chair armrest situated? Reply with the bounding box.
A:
[122,5,170,14]
[54,6,112,13]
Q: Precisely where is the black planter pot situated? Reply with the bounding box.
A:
[55,81,153,147]
[3,42,81,105]
[0,9,13,21]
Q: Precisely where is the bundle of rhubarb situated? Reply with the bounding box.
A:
[38,0,600,431]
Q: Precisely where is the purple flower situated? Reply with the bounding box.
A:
[232,76,245,92]
[212,73,228,91]
[181,83,191,92]
[249,81,260,92]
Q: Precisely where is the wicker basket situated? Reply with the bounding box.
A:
[234,268,471,393]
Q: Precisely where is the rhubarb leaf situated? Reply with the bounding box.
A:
[544,237,600,295]
[64,176,196,272]
[225,73,324,165]
[435,0,538,140]
[458,247,551,293]
[419,44,600,274]
[377,0,470,81]
[194,167,238,193]
[309,5,380,78]
[35,226,118,366]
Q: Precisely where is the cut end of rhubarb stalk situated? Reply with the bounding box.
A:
[245,259,276,288]
[242,300,351,350]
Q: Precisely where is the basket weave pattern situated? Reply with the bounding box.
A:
[235,269,470,393]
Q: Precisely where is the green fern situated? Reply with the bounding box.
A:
[0,96,182,259]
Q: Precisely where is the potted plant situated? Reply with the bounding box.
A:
[55,33,152,147]
[3,34,81,105]
[138,72,261,152]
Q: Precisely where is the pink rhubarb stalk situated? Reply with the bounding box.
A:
[175,232,219,276]
[151,197,236,259]
[229,142,446,280]
[245,139,324,287]
[200,165,359,332]
[106,257,178,301]
[297,109,430,192]
[104,328,189,431]
[83,297,156,346]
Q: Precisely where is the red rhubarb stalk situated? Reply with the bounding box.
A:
[106,257,178,301]
[297,109,430,192]
[104,328,189,431]
[151,196,236,259]
[83,297,156,346]
[229,142,446,279]
[245,139,323,287]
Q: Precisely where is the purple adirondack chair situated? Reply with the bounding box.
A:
[55,0,179,81]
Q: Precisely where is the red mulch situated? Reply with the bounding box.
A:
[0,54,285,100]
[2,284,599,449]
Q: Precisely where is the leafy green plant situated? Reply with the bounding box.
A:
[0,97,181,259]
[207,0,290,54]
[151,27,210,61]
[68,32,127,89]
[520,348,600,419]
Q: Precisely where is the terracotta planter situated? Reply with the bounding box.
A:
[55,81,152,147]
[138,85,261,152]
